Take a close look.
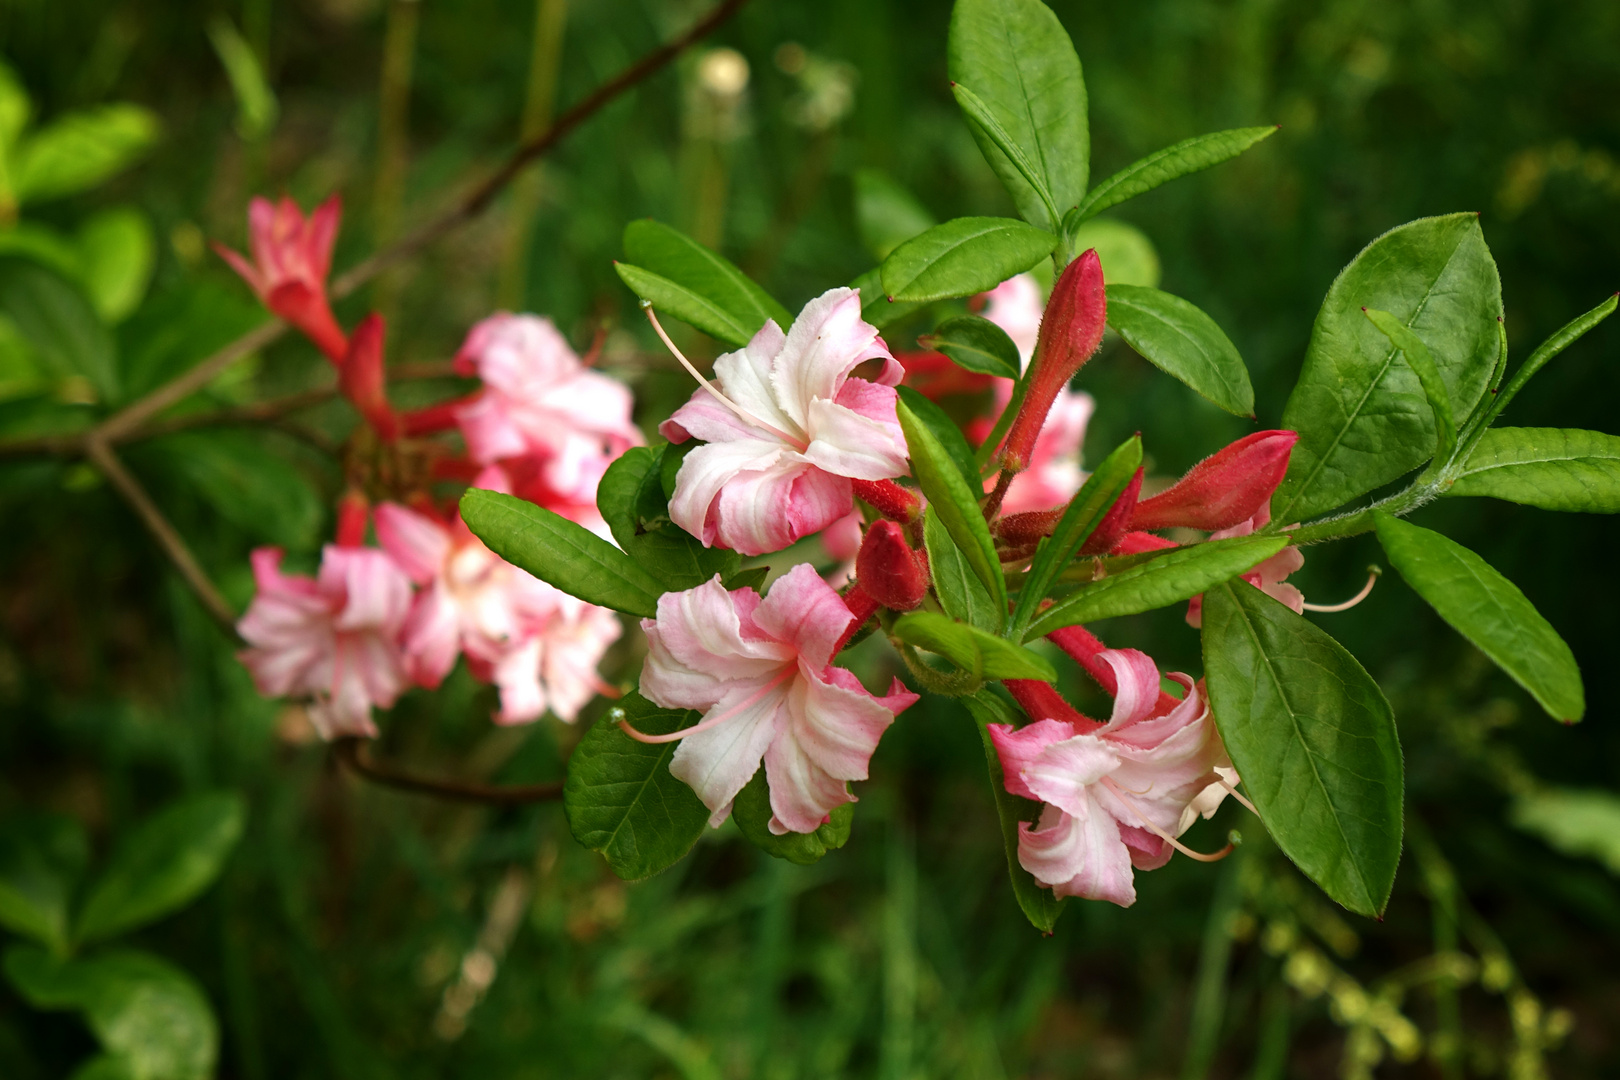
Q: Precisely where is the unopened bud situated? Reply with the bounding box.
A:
[1130,430,1298,532]
[1077,467,1143,556]
[335,489,371,548]
[999,249,1107,473]
[340,313,402,442]
[855,520,928,610]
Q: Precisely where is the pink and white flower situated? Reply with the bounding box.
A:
[633,564,918,833]
[237,544,413,739]
[980,272,1045,366]
[215,195,348,364]
[989,649,1233,907]
[657,287,909,556]
[375,501,620,724]
[453,313,643,511]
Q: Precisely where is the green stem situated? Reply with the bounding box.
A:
[975,377,1028,472]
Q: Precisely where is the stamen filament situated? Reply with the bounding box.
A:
[643,305,808,450]
[1219,778,1259,817]
[1103,777,1234,863]
[1301,566,1382,613]
[618,669,793,744]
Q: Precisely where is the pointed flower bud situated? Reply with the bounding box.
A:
[1130,431,1298,533]
[340,314,401,442]
[214,195,348,364]
[999,250,1107,474]
[855,520,928,611]
[1077,467,1143,556]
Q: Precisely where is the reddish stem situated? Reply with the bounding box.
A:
[1004,679,1102,733]
[1047,625,1180,713]
[335,490,370,547]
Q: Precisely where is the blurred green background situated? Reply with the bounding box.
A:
[2,0,1618,1076]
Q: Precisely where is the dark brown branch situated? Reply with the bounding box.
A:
[332,737,564,804]
[85,437,242,634]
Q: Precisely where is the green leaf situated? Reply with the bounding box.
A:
[615,262,754,348]
[1068,217,1160,288]
[1011,436,1142,638]
[461,488,663,618]
[597,445,738,591]
[0,812,89,953]
[0,256,117,403]
[11,104,159,205]
[0,221,84,281]
[880,218,1057,304]
[1276,213,1502,524]
[1448,427,1620,513]
[951,83,1060,224]
[892,612,1055,681]
[140,431,323,550]
[1105,285,1254,417]
[897,399,1006,623]
[1200,582,1403,917]
[0,60,30,150]
[947,0,1088,231]
[1026,535,1289,638]
[919,314,1020,380]
[732,771,853,865]
[207,16,279,140]
[1510,787,1620,876]
[4,945,218,1080]
[924,508,999,632]
[622,219,791,341]
[562,693,711,881]
[1363,308,1456,463]
[894,385,979,491]
[961,691,1068,933]
[1070,126,1278,222]
[1374,512,1584,722]
[1485,294,1618,425]
[722,565,770,593]
[76,208,154,324]
[854,168,936,260]
[116,279,262,401]
[851,267,929,329]
[75,792,245,945]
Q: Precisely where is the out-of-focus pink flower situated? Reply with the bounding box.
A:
[1131,431,1299,533]
[634,564,918,833]
[659,287,909,556]
[238,544,413,739]
[819,508,865,588]
[998,387,1095,517]
[989,648,1230,907]
[215,195,348,364]
[375,502,620,724]
[1185,499,1305,627]
[474,460,612,539]
[454,313,643,510]
[340,314,401,441]
[980,273,1045,367]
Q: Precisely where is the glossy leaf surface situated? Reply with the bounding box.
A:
[1105,285,1254,417]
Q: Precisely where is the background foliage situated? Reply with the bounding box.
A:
[1,0,1618,1076]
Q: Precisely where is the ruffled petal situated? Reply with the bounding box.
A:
[986,719,1079,801]
[489,634,546,725]
[803,394,909,481]
[752,563,855,671]
[399,583,463,688]
[666,439,795,548]
[374,503,452,584]
[540,604,621,722]
[1018,800,1138,907]
[669,679,792,827]
[320,546,413,635]
[646,576,792,682]
[713,456,851,557]
[1096,648,1164,732]
[770,288,890,428]
[1018,733,1122,818]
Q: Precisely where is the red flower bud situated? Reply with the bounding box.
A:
[851,478,922,524]
[999,249,1107,473]
[1130,430,1298,532]
[834,584,882,656]
[856,520,929,611]
[1077,467,1143,556]
[995,506,1065,547]
[335,489,370,547]
[340,314,402,442]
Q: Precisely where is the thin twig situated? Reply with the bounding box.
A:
[84,437,242,633]
[332,737,564,804]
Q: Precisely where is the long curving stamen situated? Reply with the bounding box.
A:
[1219,778,1259,817]
[1102,777,1234,863]
[1301,565,1382,613]
[618,669,794,745]
[643,304,808,450]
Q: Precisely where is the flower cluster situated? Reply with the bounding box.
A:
[223,197,625,737]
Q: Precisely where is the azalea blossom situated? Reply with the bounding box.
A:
[375,501,620,724]
[632,564,918,833]
[453,313,643,512]
[237,544,413,740]
[989,648,1232,907]
[657,287,910,556]
[980,272,1045,366]
[215,195,348,364]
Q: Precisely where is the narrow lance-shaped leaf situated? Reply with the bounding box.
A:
[925,508,1000,632]
[1201,582,1404,917]
[623,218,791,332]
[892,611,1056,682]
[1363,308,1456,463]
[1447,427,1620,513]
[895,385,979,491]
[1374,512,1584,722]
[1027,534,1289,638]
[897,399,1007,624]
[1011,436,1143,639]
[851,267,929,329]
[461,488,664,618]
[1069,126,1279,223]
[1484,293,1618,426]
[919,314,1021,380]
[948,0,1088,232]
[563,693,712,881]
[881,218,1057,304]
[1105,285,1255,417]
[614,262,753,348]
[1276,213,1502,523]
[961,691,1068,933]
[951,83,1060,225]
